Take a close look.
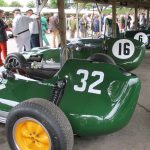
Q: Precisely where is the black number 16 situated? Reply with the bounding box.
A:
[119,43,130,55]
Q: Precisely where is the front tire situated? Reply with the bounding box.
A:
[6,98,74,150]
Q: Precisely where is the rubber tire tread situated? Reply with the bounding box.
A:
[5,52,27,68]
[6,98,74,150]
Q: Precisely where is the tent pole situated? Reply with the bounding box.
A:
[147,8,149,27]
[135,4,138,30]
[76,2,79,38]
[35,0,43,47]
[112,2,116,38]
[99,12,102,34]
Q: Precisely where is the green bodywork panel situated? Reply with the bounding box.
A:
[0,74,53,112]
[22,38,145,71]
[125,29,150,39]
[23,39,103,62]
[0,59,141,136]
[23,47,60,62]
[124,29,150,48]
[106,39,145,71]
[58,60,141,136]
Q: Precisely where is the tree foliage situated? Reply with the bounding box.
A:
[9,1,22,7]
[49,0,57,8]
[71,3,93,10]
[79,3,93,10]
[103,8,134,15]
[0,0,8,6]
[48,0,67,8]
[27,0,35,8]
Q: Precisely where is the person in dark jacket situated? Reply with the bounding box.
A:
[0,9,8,65]
[48,13,60,48]
[92,15,100,37]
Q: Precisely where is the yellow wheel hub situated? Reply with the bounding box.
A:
[13,118,51,150]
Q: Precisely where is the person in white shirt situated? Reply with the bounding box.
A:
[26,9,40,49]
[139,13,146,30]
[12,9,34,52]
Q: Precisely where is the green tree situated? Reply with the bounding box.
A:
[79,3,92,10]
[9,1,22,7]
[27,0,35,8]
[71,3,93,10]
[49,0,57,8]
[48,0,67,8]
[0,0,8,6]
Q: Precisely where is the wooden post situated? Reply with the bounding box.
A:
[57,0,67,66]
[112,2,116,38]
[147,8,149,27]
[76,2,79,38]
[135,4,138,30]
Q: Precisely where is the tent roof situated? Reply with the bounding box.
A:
[74,0,150,9]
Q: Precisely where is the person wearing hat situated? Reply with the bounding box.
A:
[0,9,8,65]
[12,9,37,52]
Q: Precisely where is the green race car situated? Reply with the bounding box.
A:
[124,29,150,48]
[0,57,141,150]
[6,38,145,71]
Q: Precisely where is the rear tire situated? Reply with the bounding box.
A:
[87,53,116,65]
[6,98,74,150]
[5,53,27,68]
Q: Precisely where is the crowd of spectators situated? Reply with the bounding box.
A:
[0,8,149,64]
[67,12,148,39]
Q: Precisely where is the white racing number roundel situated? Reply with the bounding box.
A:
[134,32,148,44]
[112,39,135,59]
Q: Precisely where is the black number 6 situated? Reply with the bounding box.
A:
[139,35,143,42]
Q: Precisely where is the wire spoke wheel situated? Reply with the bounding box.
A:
[5,53,27,69]
[7,57,21,68]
